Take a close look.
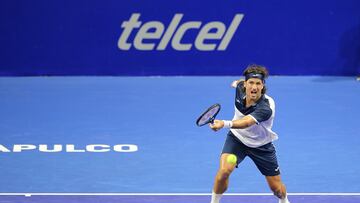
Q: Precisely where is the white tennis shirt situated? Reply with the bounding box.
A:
[230,83,278,147]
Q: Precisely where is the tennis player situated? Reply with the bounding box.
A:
[209,64,290,203]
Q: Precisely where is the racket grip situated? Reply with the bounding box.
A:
[209,117,215,124]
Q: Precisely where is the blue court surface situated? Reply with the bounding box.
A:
[0,76,359,202]
[1,194,360,203]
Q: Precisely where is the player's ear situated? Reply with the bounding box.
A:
[243,80,247,87]
[262,85,267,94]
[241,81,246,92]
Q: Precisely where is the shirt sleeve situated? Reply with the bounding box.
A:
[236,81,245,97]
[249,104,272,124]
[237,81,244,90]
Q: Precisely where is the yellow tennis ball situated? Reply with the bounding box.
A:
[227,154,237,164]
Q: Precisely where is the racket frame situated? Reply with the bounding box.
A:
[196,103,221,127]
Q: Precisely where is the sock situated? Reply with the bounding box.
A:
[210,191,223,203]
[278,195,290,203]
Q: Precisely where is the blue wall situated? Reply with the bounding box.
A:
[0,0,359,76]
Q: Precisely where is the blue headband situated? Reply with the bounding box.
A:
[245,73,265,82]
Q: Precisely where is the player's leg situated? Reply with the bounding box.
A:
[266,175,290,203]
[211,132,245,203]
[211,153,236,203]
[247,142,290,203]
[213,153,237,193]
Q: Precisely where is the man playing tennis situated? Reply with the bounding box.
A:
[209,64,290,203]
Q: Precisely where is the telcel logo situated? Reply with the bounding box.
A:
[118,13,244,51]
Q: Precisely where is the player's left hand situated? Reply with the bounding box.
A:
[231,79,244,88]
[209,120,224,131]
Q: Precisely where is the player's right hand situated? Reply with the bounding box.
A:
[209,120,224,131]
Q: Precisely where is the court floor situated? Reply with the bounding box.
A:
[0,76,359,202]
[1,194,360,203]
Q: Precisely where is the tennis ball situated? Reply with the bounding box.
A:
[227,154,237,164]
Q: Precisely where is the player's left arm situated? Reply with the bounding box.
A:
[231,79,245,88]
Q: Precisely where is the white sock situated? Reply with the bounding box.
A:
[278,195,290,203]
[210,191,223,203]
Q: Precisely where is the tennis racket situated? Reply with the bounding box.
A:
[196,103,221,127]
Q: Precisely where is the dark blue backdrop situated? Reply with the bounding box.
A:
[0,0,359,76]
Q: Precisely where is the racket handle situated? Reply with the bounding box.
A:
[209,117,215,124]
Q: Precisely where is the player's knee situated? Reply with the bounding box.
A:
[217,168,232,181]
[271,185,285,199]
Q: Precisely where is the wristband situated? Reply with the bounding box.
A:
[222,120,233,128]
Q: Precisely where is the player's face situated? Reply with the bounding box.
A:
[244,78,264,101]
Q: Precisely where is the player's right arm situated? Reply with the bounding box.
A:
[209,116,256,131]
[231,115,257,128]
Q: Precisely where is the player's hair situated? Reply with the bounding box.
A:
[242,64,269,94]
